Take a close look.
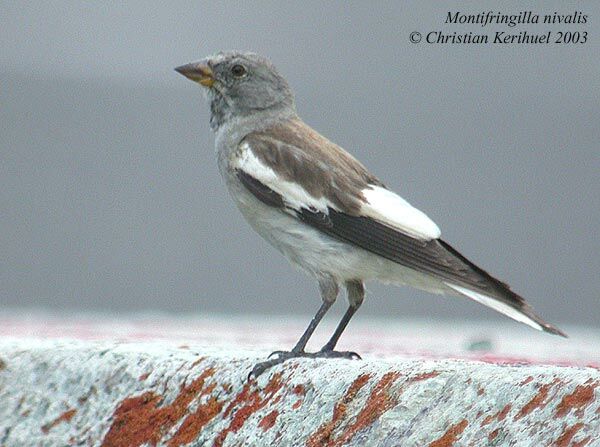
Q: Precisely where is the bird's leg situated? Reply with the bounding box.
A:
[318,280,364,358]
[290,298,334,353]
[249,277,338,379]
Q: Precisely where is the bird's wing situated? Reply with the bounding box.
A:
[234,117,440,240]
[233,118,565,336]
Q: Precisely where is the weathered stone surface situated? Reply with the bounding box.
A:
[0,314,599,446]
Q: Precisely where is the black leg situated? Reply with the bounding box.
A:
[249,277,338,379]
[320,305,359,352]
[291,299,333,353]
[320,280,365,353]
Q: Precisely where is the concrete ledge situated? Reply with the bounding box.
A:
[1,315,599,446]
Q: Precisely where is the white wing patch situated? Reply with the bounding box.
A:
[445,283,543,331]
[361,186,441,240]
[235,142,332,212]
[236,143,441,241]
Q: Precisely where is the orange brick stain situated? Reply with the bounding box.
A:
[258,410,279,431]
[292,384,306,410]
[212,372,284,447]
[412,371,440,382]
[496,404,511,421]
[292,384,306,397]
[554,423,584,447]
[476,402,513,443]
[332,372,402,447]
[101,367,217,447]
[487,428,500,442]
[428,419,468,447]
[476,379,597,446]
[292,400,303,410]
[520,376,534,385]
[307,371,412,447]
[555,382,597,418]
[168,395,223,447]
[191,357,205,368]
[481,414,493,426]
[306,374,371,447]
[41,408,77,434]
[514,379,560,420]
[573,436,592,447]
[480,403,512,427]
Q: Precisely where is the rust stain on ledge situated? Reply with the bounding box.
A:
[213,372,284,447]
[306,373,371,447]
[101,367,216,447]
[411,371,440,382]
[258,410,279,431]
[190,357,206,368]
[41,408,77,434]
[307,371,403,447]
[496,403,512,421]
[292,384,306,410]
[488,428,500,442]
[520,376,534,385]
[573,436,592,447]
[554,422,584,447]
[333,371,401,447]
[168,396,223,447]
[481,403,511,427]
[292,384,306,396]
[429,419,468,447]
[514,379,560,420]
[555,382,597,418]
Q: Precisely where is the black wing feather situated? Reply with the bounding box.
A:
[237,170,285,208]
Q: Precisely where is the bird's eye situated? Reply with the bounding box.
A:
[231,64,247,77]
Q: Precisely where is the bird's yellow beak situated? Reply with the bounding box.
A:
[175,62,215,87]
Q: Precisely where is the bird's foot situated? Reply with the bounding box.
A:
[249,349,361,380]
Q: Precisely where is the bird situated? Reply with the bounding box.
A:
[175,51,566,377]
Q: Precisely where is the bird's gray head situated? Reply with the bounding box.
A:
[175,51,295,130]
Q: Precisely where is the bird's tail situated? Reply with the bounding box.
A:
[445,282,567,337]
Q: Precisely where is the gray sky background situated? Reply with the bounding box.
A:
[1,1,599,328]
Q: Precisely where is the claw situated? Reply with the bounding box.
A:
[249,349,362,379]
[248,357,283,380]
[317,349,362,360]
[268,350,284,359]
[349,351,362,360]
